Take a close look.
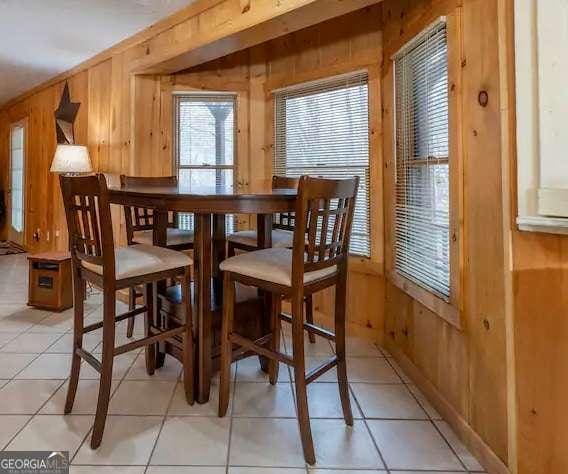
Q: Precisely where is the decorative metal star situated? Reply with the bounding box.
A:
[54,82,80,144]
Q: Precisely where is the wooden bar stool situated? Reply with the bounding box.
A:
[227,176,298,255]
[227,175,316,343]
[120,175,194,337]
[60,174,194,449]
[218,175,359,464]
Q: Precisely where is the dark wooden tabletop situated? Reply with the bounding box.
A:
[108,183,297,214]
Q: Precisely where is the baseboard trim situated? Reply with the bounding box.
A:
[386,343,510,474]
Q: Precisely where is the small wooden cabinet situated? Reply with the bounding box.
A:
[28,252,73,312]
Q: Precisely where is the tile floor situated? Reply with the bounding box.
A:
[0,254,485,473]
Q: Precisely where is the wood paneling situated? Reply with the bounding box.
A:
[0,0,372,251]
[5,1,562,473]
[499,0,568,471]
[159,7,385,337]
[513,232,568,474]
[382,0,510,471]
[132,0,382,74]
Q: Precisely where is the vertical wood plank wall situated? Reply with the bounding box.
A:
[156,6,385,338]
[2,1,567,472]
[513,232,568,474]
[503,0,568,471]
[381,0,509,471]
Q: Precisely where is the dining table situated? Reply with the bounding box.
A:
[108,181,298,403]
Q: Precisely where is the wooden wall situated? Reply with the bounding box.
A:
[513,232,568,474]
[0,0,375,247]
[6,1,568,473]
[502,0,568,470]
[380,0,510,472]
[155,6,386,338]
[0,5,386,338]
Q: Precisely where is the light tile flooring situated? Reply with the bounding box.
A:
[0,254,485,473]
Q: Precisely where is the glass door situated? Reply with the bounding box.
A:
[9,121,26,246]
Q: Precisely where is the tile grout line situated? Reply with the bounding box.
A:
[0,266,482,473]
[70,338,141,464]
[0,378,68,450]
[0,303,99,451]
[143,364,181,473]
[348,382,391,474]
[282,323,309,473]
[225,356,240,474]
[0,331,26,351]
[383,353,472,473]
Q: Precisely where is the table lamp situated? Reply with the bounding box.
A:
[50,144,93,176]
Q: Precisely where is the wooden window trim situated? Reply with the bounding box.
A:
[384,11,464,330]
[266,61,384,271]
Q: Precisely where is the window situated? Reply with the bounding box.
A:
[394,21,450,299]
[174,93,236,230]
[10,123,25,234]
[273,72,371,256]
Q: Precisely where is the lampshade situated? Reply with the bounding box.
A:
[50,144,93,174]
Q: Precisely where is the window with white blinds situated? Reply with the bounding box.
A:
[273,72,370,256]
[394,21,450,299]
[174,93,236,231]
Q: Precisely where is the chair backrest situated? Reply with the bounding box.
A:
[272,175,300,232]
[292,176,359,282]
[60,174,115,275]
[120,175,178,244]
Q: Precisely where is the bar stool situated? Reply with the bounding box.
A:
[120,175,194,337]
[60,174,194,449]
[227,175,316,343]
[227,176,298,255]
[218,175,359,464]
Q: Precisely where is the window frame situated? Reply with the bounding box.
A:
[271,70,373,258]
[172,91,238,187]
[8,117,28,245]
[385,16,463,329]
[172,92,239,231]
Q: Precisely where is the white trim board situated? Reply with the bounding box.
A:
[514,0,568,225]
[517,216,568,235]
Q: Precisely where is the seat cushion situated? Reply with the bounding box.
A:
[134,228,194,247]
[227,229,294,249]
[219,248,336,287]
[82,244,192,280]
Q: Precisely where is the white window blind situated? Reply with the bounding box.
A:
[273,72,371,256]
[10,125,25,233]
[174,94,236,231]
[394,21,450,299]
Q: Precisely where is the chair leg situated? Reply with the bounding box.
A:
[91,287,116,449]
[268,294,281,385]
[304,295,316,343]
[144,283,156,376]
[218,272,235,417]
[126,287,136,338]
[227,242,236,258]
[291,293,316,465]
[65,271,85,414]
[182,267,195,405]
[335,272,353,426]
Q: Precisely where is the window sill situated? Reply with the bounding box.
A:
[387,270,462,330]
[517,216,568,236]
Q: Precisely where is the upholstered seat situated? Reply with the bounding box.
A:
[226,229,293,249]
[82,244,193,280]
[133,228,194,247]
[219,248,336,287]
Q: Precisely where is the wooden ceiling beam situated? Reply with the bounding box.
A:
[130,0,383,75]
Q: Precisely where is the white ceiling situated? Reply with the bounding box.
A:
[0,0,195,106]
